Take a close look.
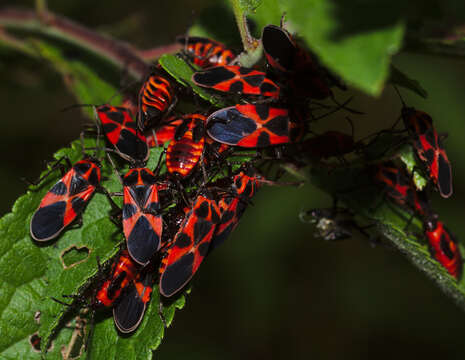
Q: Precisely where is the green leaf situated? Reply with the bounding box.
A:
[250,0,405,95]
[158,53,230,107]
[389,64,428,99]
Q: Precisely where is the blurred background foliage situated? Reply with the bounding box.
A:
[0,0,465,359]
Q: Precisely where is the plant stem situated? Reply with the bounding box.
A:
[229,0,259,53]
[0,7,149,79]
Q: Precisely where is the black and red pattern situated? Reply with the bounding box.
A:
[96,105,149,162]
[159,192,220,297]
[30,158,101,242]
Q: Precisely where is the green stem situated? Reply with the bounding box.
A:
[0,7,149,79]
[230,0,259,53]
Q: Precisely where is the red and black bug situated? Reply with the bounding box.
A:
[93,250,139,308]
[57,251,148,335]
[192,65,280,99]
[145,116,183,147]
[113,270,153,333]
[122,167,164,265]
[96,105,149,163]
[177,36,236,68]
[206,103,304,148]
[373,162,430,217]
[166,113,207,178]
[138,72,176,131]
[400,107,453,198]
[159,192,220,297]
[261,24,298,74]
[424,217,462,279]
[210,167,261,251]
[30,158,101,241]
[261,24,334,100]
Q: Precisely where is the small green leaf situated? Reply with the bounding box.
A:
[250,0,405,95]
[158,53,229,107]
[389,64,428,99]
[238,0,262,13]
[399,145,429,190]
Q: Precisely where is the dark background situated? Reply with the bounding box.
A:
[1,1,465,359]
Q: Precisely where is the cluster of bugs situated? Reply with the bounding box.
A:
[304,91,460,278]
[28,19,461,352]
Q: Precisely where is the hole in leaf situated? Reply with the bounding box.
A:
[34,310,41,324]
[61,314,88,360]
[29,333,53,353]
[60,246,91,269]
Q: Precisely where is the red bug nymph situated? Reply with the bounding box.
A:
[138,72,176,131]
[166,113,207,178]
[177,36,236,68]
